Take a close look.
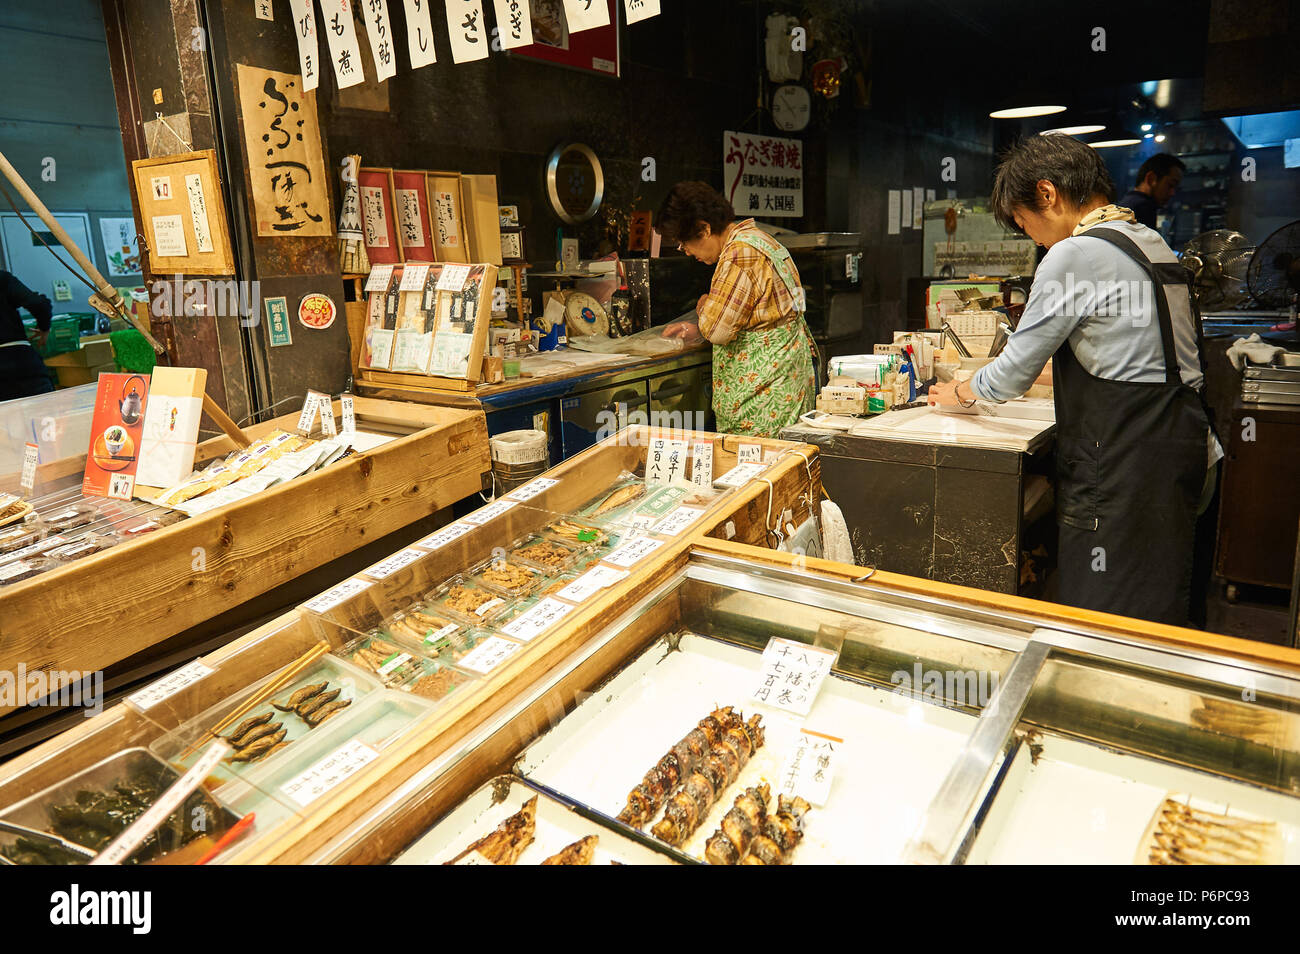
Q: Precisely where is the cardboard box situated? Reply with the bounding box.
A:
[461,174,503,266]
[136,366,207,490]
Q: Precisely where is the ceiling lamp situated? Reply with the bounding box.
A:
[1089,138,1142,148]
[989,105,1067,119]
[1040,124,1106,136]
[1154,134,1167,143]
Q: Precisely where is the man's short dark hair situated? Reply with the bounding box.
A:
[655,181,735,245]
[991,134,1117,232]
[1135,153,1186,187]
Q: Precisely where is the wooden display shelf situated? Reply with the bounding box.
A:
[0,397,490,719]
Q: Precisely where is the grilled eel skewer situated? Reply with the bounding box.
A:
[617,706,745,829]
[704,783,770,865]
[651,713,765,847]
[741,795,811,865]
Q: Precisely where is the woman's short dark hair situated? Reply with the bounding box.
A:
[655,181,735,245]
[991,135,1116,232]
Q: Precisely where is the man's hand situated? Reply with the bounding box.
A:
[33,330,48,350]
[927,379,963,407]
[661,321,703,343]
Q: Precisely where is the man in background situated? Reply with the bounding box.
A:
[1120,153,1186,230]
[0,269,54,400]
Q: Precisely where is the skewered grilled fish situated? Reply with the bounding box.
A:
[740,795,811,865]
[274,681,327,712]
[541,835,598,865]
[446,796,537,865]
[652,712,765,847]
[705,784,770,865]
[593,484,645,515]
[617,706,744,829]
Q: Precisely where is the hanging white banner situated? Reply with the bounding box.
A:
[360,0,397,81]
[402,0,438,67]
[445,0,489,62]
[320,0,366,89]
[288,0,321,90]
[491,0,534,49]
[563,0,609,34]
[624,0,659,24]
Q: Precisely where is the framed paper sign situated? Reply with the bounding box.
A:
[131,150,235,275]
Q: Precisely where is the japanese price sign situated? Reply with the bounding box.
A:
[778,728,841,806]
[750,637,838,716]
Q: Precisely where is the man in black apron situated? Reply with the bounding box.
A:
[928,135,1212,627]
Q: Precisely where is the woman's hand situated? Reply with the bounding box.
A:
[927,379,963,407]
[662,321,703,343]
[696,293,708,314]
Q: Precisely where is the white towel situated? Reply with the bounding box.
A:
[1226,333,1284,371]
[820,499,854,565]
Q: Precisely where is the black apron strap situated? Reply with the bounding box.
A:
[1078,228,1182,387]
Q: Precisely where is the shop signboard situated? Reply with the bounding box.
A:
[723,131,803,219]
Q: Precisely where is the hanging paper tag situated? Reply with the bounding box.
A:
[750,637,838,717]
[359,0,397,81]
[491,0,534,48]
[319,0,366,89]
[341,393,356,433]
[690,440,713,487]
[437,262,472,292]
[255,0,274,20]
[563,0,609,33]
[403,0,438,67]
[624,0,660,23]
[20,443,38,496]
[287,0,320,90]
[444,0,489,63]
[777,728,840,807]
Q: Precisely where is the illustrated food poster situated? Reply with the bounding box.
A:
[83,373,151,500]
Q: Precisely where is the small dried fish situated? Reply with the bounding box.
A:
[304,698,351,728]
[228,720,284,749]
[228,727,288,763]
[593,484,644,515]
[296,688,341,718]
[223,711,273,744]
[274,681,327,712]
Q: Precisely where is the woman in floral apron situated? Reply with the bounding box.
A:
[657,182,816,438]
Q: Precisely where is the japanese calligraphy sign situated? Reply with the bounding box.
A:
[623,0,659,23]
[320,0,366,89]
[646,437,689,486]
[392,169,435,261]
[690,440,713,486]
[563,0,609,32]
[403,0,438,67]
[750,637,837,716]
[778,728,840,806]
[491,0,533,48]
[357,167,401,262]
[361,0,397,81]
[280,740,379,807]
[288,0,320,90]
[502,597,575,641]
[237,65,331,238]
[723,130,804,219]
[127,659,213,712]
[445,0,488,63]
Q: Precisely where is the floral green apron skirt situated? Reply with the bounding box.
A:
[711,232,816,438]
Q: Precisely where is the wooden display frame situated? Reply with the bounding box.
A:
[425,170,470,264]
[130,150,235,276]
[391,169,436,263]
[358,167,403,265]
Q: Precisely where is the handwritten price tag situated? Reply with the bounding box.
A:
[457,635,522,675]
[556,564,627,604]
[690,441,713,487]
[601,536,664,568]
[296,392,321,435]
[778,729,841,807]
[462,498,518,525]
[362,548,425,580]
[341,393,356,433]
[365,263,395,291]
[737,443,763,464]
[437,262,472,292]
[127,659,215,711]
[713,462,767,488]
[501,597,575,642]
[750,637,838,717]
[649,506,705,537]
[280,739,379,808]
[505,476,560,502]
[645,437,690,486]
[415,522,474,550]
[20,443,38,495]
[399,263,430,291]
[302,577,373,614]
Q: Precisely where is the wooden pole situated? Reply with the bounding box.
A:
[0,147,165,354]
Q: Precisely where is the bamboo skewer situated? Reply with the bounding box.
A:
[179,642,330,759]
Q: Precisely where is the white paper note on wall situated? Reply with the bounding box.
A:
[288,0,321,89]
[445,0,489,62]
[360,0,397,81]
[887,190,900,236]
[402,0,437,67]
[912,186,924,229]
[492,0,534,48]
[320,0,366,89]
[184,174,214,253]
[624,0,660,23]
[564,0,610,33]
[900,189,912,230]
[151,215,188,257]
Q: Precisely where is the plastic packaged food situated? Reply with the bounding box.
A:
[434,580,512,625]
[511,535,582,573]
[341,634,428,689]
[0,555,60,586]
[541,519,609,549]
[403,664,474,703]
[0,522,45,555]
[40,502,100,533]
[470,559,543,597]
[45,532,118,563]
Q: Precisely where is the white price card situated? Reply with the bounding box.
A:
[296,392,321,435]
[436,262,472,292]
[20,442,38,495]
[107,473,134,501]
[421,623,461,648]
[505,476,559,502]
[128,659,215,711]
[556,564,628,604]
[713,462,767,488]
[462,498,518,525]
[750,637,838,717]
[502,597,575,642]
[90,740,230,865]
[645,437,690,486]
[302,577,373,614]
[415,522,474,550]
[690,440,713,487]
[280,739,380,808]
[341,392,356,433]
[649,506,705,537]
[362,547,425,580]
[319,394,338,437]
[601,536,665,569]
[737,443,763,464]
[399,262,430,291]
[457,635,522,675]
[365,263,395,291]
[778,728,841,807]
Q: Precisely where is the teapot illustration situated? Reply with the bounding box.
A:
[119,374,146,425]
